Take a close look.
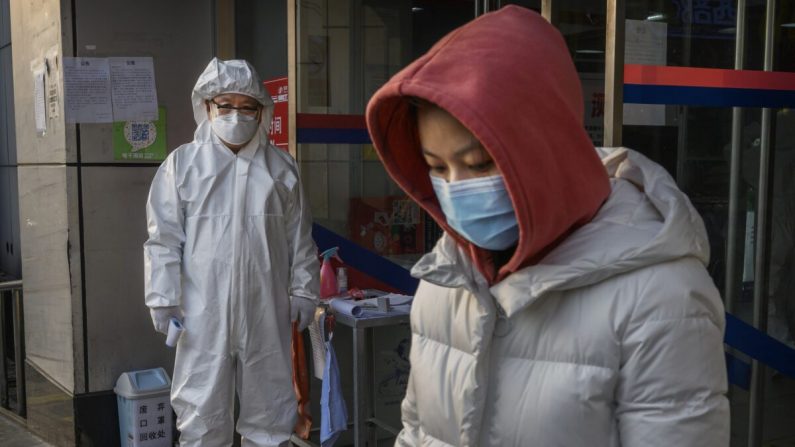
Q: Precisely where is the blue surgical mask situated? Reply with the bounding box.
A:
[430,174,519,250]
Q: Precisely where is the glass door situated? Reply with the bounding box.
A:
[620,1,795,445]
[295,0,477,274]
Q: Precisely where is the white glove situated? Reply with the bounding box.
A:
[150,306,182,335]
[291,297,317,332]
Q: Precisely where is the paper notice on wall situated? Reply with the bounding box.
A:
[624,19,667,126]
[46,70,60,119]
[625,19,667,65]
[46,47,61,119]
[109,57,158,122]
[33,68,47,133]
[64,57,113,123]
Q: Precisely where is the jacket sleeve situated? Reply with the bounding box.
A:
[616,265,730,447]
[285,159,320,303]
[144,156,185,308]
[395,368,421,446]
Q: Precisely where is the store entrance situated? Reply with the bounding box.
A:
[293,0,478,272]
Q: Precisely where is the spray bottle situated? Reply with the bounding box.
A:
[319,247,342,299]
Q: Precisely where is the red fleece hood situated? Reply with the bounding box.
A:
[366,6,610,284]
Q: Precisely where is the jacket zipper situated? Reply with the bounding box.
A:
[493,299,513,337]
[229,155,239,352]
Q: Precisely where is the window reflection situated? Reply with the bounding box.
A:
[622,1,795,445]
[296,0,473,267]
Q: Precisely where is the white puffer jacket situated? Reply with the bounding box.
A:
[395,148,730,446]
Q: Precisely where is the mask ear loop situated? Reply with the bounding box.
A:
[256,106,264,125]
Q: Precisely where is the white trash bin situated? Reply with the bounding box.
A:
[115,367,173,447]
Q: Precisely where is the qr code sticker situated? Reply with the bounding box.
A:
[124,121,157,151]
[131,123,149,141]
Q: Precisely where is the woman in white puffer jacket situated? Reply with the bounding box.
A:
[365,6,729,447]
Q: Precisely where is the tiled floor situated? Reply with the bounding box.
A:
[0,414,52,447]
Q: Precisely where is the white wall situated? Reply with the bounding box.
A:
[11,0,81,394]
[11,0,216,395]
[73,0,214,392]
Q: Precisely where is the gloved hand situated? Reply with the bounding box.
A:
[150,306,182,335]
[291,297,317,332]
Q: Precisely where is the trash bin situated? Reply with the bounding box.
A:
[114,367,173,447]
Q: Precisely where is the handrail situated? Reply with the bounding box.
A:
[0,280,22,291]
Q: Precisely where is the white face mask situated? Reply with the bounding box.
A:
[211,112,259,146]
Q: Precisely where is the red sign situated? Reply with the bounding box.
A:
[263,77,289,150]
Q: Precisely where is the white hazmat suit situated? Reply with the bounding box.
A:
[144,58,320,446]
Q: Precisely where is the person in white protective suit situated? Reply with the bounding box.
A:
[144,58,320,447]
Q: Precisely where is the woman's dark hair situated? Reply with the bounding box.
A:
[406,96,438,123]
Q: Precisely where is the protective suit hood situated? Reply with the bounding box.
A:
[366,6,611,284]
[191,57,274,136]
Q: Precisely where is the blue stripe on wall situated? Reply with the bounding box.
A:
[724,312,795,379]
[297,128,372,144]
[624,84,795,108]
[725,352,752,390]
[312,230,795,382]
